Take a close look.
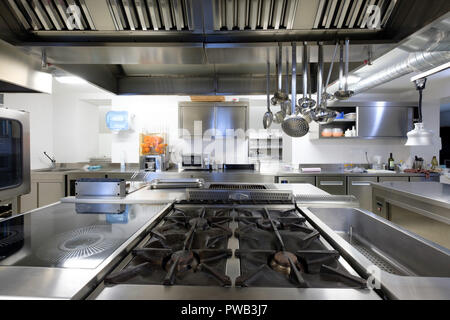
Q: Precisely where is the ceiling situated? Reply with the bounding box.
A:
[0,0,449,95]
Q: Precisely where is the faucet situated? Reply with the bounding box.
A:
[43,151,56,168]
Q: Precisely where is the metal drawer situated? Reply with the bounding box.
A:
[277,176,316,185]
[379,176,409,182]
[316,176,346,195]
[347,176,377,211]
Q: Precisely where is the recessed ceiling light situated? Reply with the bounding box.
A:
[54,76,88,84]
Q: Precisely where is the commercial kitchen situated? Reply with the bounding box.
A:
[0,0,449,302]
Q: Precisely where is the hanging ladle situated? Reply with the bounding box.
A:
[297,42,316,110]
[311,43,339,124]
[263,61,273,129]
[281,46,292,116]
[282,42,310,138]
[275,46,292,123]
[272,43,289,106]
[334,39,354,100]
[322,42,339,103]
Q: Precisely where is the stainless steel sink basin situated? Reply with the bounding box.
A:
[301,207,450,299]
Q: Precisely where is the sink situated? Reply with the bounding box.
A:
[302,207,450,299]
[303,207,450,277]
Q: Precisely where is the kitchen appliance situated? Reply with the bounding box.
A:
[75,178,128,199]
[140,154,168,172]
[181,154,211,171]
[413,156,424,170]
[98,196,377,300]
[0,108,30,202]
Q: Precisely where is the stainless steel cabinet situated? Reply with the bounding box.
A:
[38,182,64,207]
[389,204,450,249]
[378,176,409,182]
[347,176,377,211]
[357,106,413,138]
[410,176,440,182]
[215,105,247,135]
[179,102,248,137]
[277,176,316,185]
[179,103,215,136]
[316,176,346,195]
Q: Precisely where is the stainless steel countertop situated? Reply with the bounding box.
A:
[372,182,450,210]
[61,183,329,204]
[32,168,438,178]
[0,202,170,299]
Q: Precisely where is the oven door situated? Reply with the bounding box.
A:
[0,108,30,201]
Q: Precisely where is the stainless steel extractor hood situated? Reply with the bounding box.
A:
[0,39,52,93]
[0,0,448,95]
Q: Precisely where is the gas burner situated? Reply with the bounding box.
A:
[235,209,254,217]
[164,250,198,273]
[209,209,230,217]
[257,218,281,230]
[269,251,301,275]
[189,217,209,230]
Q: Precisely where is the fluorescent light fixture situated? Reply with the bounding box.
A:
[410,61,450,82]
[54,75,88,84]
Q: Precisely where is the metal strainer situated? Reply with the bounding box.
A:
[282,42,310,138]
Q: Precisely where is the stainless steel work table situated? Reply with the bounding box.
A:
[372,182,450,223]
[61,183,329,204]
[0,202,170,299]
[372,182,450,209]
[372,182,450,250]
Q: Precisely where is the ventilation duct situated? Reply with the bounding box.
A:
[349,51,450,94]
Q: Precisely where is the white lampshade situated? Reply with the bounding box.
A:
[405,123,433,146]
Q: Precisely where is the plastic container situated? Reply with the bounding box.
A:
[332,128,343,137]
[321,128,333,137]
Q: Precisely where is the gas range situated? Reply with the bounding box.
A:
[95,202,379,299]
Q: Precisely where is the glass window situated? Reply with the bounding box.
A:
[0,118,22,190]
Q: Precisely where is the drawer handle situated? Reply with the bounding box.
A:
[320,181,344,186]
[351,182,372,186]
